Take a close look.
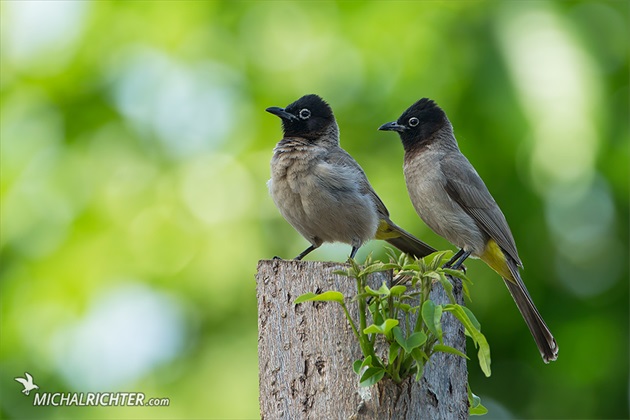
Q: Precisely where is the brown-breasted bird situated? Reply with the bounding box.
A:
[379,98,558,363]
[267,94,436,261]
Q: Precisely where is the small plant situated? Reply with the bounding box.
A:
[295,250,490,416]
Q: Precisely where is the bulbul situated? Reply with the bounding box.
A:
[266,94,436,261]
[379,98,558,363]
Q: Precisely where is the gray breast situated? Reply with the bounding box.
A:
[269,143,378,248]
[403,147,486,255]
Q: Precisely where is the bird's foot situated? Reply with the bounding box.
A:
[442,262,467,275]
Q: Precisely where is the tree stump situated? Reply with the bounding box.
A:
[256,259,468,419]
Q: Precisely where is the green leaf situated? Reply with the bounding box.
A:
[353,292,373,302]
[470,403,488,416]
[367,298,378,310]
[347,258,361,277]
[372,309,384,326]
[394,302,412,312]
[436,272,456,303]
[410,275,422,288]
[417,348,430,362]
[397,251,407,267]
[425,270,456,303]
[294,292,318,304]
[462,306,481,331]
[381,318,399,336]
[402,262,420,271]
[433,344,469,359]
[415,363,425,382]
[476,335,492,377]
[363,324,381,334]
[358,355,374,372]
[294,290,344,304]
[444,304,492,377]
[428,250,451,271]
[410,349,426,381]
[388,341,400,365]
[364,286,380,296]
[365,282,392,297]
[390,285,406,296]
[359,367,386,387]
[397,270,416,278]
[424,270,439,280]
[421,300,443,343]
[468,385,488,416]
[359,263,386,277]
[363,318,399,335]
[376,282,390,295]
[406,332,427,350]
[442,268,473,301]
[444,305,477,334]
[355,356,383,384]
[416,258,427,273]
[392,328,426,353]
[393,326,406,349]
[442,267,471,283]
[461,278,472,302]
[332,269,349,276]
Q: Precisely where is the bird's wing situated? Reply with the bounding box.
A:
[15,377,27,386]
[25,372,33,383]
[441,154,521,266]
[323,147,390,218]
[366,185,391,219]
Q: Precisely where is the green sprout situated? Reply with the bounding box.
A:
[295,251,490,415]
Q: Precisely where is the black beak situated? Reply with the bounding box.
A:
[378,121,407,132]
[266,107,298,121]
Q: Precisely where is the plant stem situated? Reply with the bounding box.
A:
[340,302,360,340]
[388,294,394,320]
[356,272,376,360]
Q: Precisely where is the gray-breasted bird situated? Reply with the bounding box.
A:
[266,94,436,261]
[379,98,558,363]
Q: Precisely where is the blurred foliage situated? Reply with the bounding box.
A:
[1,1,628,419]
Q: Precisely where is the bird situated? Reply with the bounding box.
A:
[379,98,558,363]
[15,372,39,395]
[266,94,436,261]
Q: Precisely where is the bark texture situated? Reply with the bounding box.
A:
[256,259,467,419]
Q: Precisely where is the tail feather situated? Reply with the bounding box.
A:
[504,259,558,363]
[382,222,436,259]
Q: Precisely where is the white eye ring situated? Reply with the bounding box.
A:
[409,117,419,127]
[299,109,311,119]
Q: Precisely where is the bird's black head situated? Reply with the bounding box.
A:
[378,98,448,151]
[266,94,335,140]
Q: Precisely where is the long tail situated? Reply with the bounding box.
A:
[504,259,558,363]
[377,220,436,259]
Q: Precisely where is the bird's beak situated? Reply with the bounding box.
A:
[378,121,407,132]
[266,107,299,121]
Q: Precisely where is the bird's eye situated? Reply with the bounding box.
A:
[299,109,311,119]
[409,117,419,127]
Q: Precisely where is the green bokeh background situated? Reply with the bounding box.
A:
[1,1,628,419]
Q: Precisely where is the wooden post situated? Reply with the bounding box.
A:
[256,259,468,419]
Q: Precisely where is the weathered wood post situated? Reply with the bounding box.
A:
[256,259,468,419]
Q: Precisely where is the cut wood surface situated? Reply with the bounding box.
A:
[256,259,468,419]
